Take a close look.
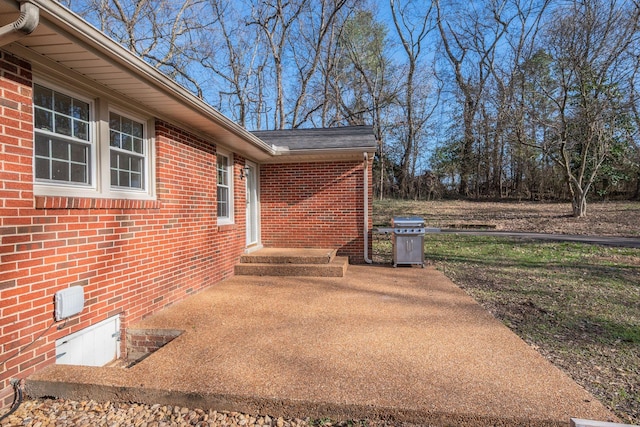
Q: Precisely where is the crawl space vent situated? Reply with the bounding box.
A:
[54,286,85,321]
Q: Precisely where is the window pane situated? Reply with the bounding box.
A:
[72,101,89,121]
[110,130,120,148]
[71,163,86,183]
[132,122,143,138]
[111,168,118,186]
[133,138,143,154]
[70,144,86,163]
[131,157,141,172]
[35,157,50,179]
[35,135,50,156]
[55,115,72,137]
[119,170,130,187]
[35,109,52,131]
[51,141,69,160]
[74,121,88,140]
[130,173,142,189]
[122,135,133,152]
[217,156,228,186]
[109,112,120,131]
[122,117,132,135]
[52,160,69,181]
[34,85,53,109]
[54,92,72,115]
[217,187,228,217]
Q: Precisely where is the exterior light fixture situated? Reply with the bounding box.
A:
[239,166,250,180]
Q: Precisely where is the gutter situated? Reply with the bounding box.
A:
[271,145,376,156]
[363,152,373,264]
[0,0,39,46]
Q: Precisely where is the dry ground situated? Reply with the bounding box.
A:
[374,200,640,236]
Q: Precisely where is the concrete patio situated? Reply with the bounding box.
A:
[27,264,617,426]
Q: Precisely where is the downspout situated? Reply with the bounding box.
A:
[0,0,40,47]
[363,152,372,264]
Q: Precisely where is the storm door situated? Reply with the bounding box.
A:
[245,161,259,247]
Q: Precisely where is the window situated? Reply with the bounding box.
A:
[33,81,154,200]
[217,151,233,223]
[109,112,145,189]
[34,84,91,185]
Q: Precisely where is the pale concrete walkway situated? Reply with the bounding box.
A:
[27,265,617,426]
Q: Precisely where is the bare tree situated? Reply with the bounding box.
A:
[490,0,550,198]
[534,0,640,216]
[288,0,352,128]
[196,1,267,128]
[389,0,440,198]
[626,33,640,200]
[330,7,398,197]
[249,0,308,129]
[69,0,214,98]
[435,0,511,197]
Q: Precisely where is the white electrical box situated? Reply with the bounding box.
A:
[54,286,85,321]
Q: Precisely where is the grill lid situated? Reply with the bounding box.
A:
[392,216,425,228]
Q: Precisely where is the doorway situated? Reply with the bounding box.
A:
[245,161,259,248]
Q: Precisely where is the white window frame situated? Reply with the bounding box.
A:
[216,149,234,225]
[32,79,156,200]
[107,108,151,195]
[32,83,97,194]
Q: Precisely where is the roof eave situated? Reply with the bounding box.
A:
[261,147,377,164]
[13,0,274,159]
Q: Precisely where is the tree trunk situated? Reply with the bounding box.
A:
[570,184,587,217]
[458,100,475,196]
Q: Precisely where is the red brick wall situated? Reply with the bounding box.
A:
[260,160,373,263]
[125,328,182,364]
[0,51,246,405]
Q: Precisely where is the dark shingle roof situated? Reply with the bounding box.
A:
[251,126,376,152]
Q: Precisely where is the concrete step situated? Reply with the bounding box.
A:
[240,248,337,265]
[235,256,348,277]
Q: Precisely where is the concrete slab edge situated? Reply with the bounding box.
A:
[571,418,638,427]
[25,379,568,427]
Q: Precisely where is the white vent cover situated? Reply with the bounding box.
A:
[54,286,85,321]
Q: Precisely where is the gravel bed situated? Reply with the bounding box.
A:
[1,398,405,427]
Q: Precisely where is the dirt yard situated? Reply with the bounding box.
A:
[374,200,640,236]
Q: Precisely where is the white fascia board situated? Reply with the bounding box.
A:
[262,148,376,164]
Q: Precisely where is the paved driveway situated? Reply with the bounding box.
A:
[439,229,640,248]
[27,265,617,426]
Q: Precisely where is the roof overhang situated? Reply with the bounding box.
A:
[261,147,376,164]
[0,0,275,162]
[253,126,377,163]
[0,0,377,164]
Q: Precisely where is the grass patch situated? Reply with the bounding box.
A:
[373,231,640,423]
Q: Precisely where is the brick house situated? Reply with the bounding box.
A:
[0,0,375,406]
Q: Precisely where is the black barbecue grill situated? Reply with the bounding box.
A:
[391,216,425,267]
